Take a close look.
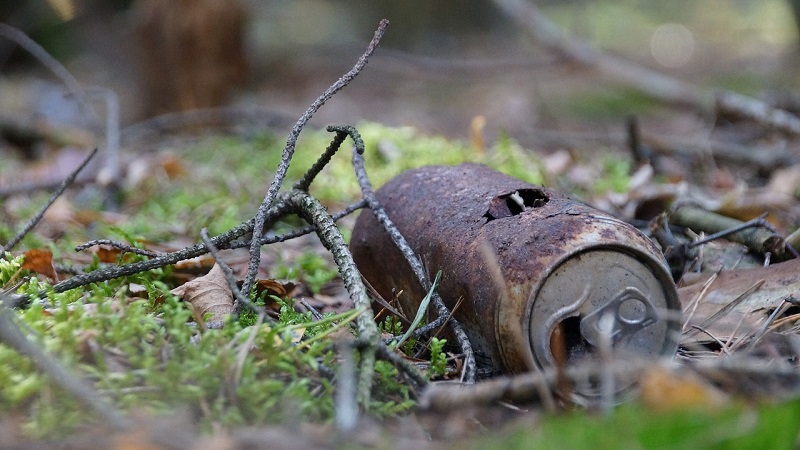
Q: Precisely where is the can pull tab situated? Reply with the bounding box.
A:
[579,287,659,346]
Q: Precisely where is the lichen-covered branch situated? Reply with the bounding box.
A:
[293,128,349,191]
[285,190,379,407]
[346,127,477,383]
[47,195,294,297]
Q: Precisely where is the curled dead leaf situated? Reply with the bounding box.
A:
[170,263,233,324]
[21,248,58,281]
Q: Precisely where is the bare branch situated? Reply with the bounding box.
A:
[200,228,269,320]
[4,148,98,253]
[75,239,160,258]
[226,199,367,250]
[293,128,349,191]
[0,23,97,121]
[489,0,709,110]
[243,19,389,297]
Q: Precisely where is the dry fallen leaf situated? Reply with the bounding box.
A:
[639,365,729,411]
[21,248,58,281]
[95,246,122,263]
[679,258,800,343]
[170,263,233,324]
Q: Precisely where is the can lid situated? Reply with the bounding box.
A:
[528,249,679,388]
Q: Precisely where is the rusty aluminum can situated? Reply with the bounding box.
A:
[351,163,680,396]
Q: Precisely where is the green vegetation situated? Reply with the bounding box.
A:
[3,121,800,447]
[2,122,543,437]
[473,398,800,450]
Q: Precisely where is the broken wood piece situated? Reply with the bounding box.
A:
[670,205,785,257]
[490,0,800,139]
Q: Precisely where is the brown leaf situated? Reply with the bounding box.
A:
[170,264,233,324]
[679,258,800,342]
[21,249,58,281]
[95,246,122,263]
[254,278,288,298]
[160,154,187,179]
[253,278,292,311]
[639,366,728,411]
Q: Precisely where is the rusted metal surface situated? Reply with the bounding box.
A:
[351,163,680,395]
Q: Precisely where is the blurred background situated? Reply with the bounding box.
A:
[1,0,800,147]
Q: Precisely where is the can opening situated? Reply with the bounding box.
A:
[484,188,549,221]
[549,316,592,365]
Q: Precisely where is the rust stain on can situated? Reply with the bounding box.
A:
[351,163,680,394]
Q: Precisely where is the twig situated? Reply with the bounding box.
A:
[488,0,710,110]
[22,176,361,306]
[225,199,366,250]
[0,298,130,429]
[686,279,765,337]
[690,325,732,356]
[82,87,122,210]
[199,228,267,319]
[285,189,379,407]
[242,19,389,297]
[746,297,791,351]
[348,127,477,383]
[717,91,800,136]
[46,195,294,298]
[489,0,800,136]
[3,148,98,253]
[671,206,785,257]
[294,128,349,191]
[687,212,774,247]
[75,239,160,258]
[0,23,97,121]
[374,341,428,391]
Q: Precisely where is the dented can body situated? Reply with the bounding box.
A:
[351,163,680,392]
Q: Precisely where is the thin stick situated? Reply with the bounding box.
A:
[285,190,379,407]
[47,196,294,298]
[226,199,366,250]
[75,239,160,258]
[682,272,718,333]
[746,297,791,351]
[374,341,428,391]
[335,342,358,433]
[293,129,349,191]
[690,325,732,356]
[200,228,268,319]
[488,0,709,110]
[242,20,389,297]
[687,279,765,337]
[0,23,96,120]
[349,127,477,383]
[4,148,98,253]
[687,213,774,248]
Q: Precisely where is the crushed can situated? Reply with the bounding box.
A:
[350,163,681,399]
